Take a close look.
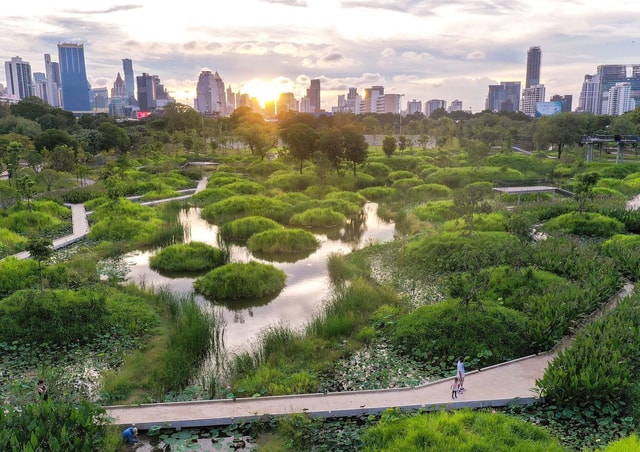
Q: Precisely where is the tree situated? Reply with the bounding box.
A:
[534,113,584,159]
[280,123,319,173]
[34,129,78,153]
[47,144,76,172]
[235,117,278,160]
[15,175,36,211]
[573,172,599,214]
[342,129,368,176]
[453,182,492,236]
[4,141,22,187]
[26,236,53,292]
[318,130,344,173]
[98,122,130,153]
[398,135,408,155]
[382,135,396,158]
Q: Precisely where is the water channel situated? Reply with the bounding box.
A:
[122,202,396,355]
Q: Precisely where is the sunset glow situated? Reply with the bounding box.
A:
[240,80,282,108]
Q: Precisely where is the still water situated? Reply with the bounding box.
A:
[123,202,395,354]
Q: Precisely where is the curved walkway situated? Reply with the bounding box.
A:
[106,283,636,430]
[8,177,208,261]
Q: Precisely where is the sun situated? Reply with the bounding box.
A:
[241,79,282,108]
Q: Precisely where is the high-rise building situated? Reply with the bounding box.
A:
[448,99,463,113]
[525,46,541,88]
[90,87,109,109]
[109,72,128,117]
[136,72,156,112]
[550,94,573,113]
[33,72,48,102]
[122,59,135,103]
[44,54,62,107]
[58,43,91,111]
[485,82,520,112]
[607,82,635,116]
[360,85,385,114]
[4,56,34,100]
[425,99,447,117]
[195,70,225,115]
[521,84,546,117]
[407,99,422,115]
[307,79,321,112]
[277,92,296,114]
[577,74,601,114]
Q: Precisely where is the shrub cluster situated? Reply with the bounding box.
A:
[194,261,287,300]
[150,242,226,272]
[247,228,319,254]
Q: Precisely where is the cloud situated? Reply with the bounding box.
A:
[466,51,486,60]
[234,43,270,56]
[381,48,395,57]
[62,5,143,15]
[261,0,308,6]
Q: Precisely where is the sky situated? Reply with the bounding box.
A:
[2,0,640,113]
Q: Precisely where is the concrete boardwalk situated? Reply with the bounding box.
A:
[106,352,553,430]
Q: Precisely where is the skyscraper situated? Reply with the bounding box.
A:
[485,82,520,112]
[425,99,447,117]
[44,54,62,107]
[33,72,48,102]
[58,43,91,111]
[122,58,135,103]
[136,73,156,112]
[607,82,634,116]
[195,70,226,115]
[525,46,541,88]
[4,56,34,100]
[307,79,321,112]
[521,84,546,117]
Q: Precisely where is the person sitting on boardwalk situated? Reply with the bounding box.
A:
[122,426,139,443]
[450,377,459,399]
[457,357,466,391]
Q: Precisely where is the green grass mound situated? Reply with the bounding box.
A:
[324,190,367,207]
[358,186,396,201]
[412,200,457,223]
[605,434,640,451]
[409,183,453,199]
[200,195,291,224]
[289,208,347,228]
[443,212,507,233]
[247,228,319,254]
[361,409,565,452]
[189,187,236,206]
[0,210,67,236]
[389,298,532,368]
[194,261,287,300]
[0,227,27,255]
[150,242,226,272]
[0,288,158,345]
[543,212,626,238]
[220,216,283,241]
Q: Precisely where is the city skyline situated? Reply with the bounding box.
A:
[2,1,640,113]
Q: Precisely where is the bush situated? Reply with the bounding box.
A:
[425,166,525,188]
[0,227,27,254]
[403,231,525,273]
[357,186,396,201]
[289,208,347,228]
[409,183,452,199]
[361,409,565,452]
[543,212,626,238]
[0,211,66,235]
[388,170,418,182]
[194,261,287,300]
[0,257,39,297]
[324,190,367,207]
[248,159,292,177]
[361,161,392,180]
[389,298,532,368]
[412,200,457,223]
[220,216,283,241]
[267,172,318,191]
[149,242,226,272]
[0,400,112,451]
[189,187,236,206]
[247,228,319,254]
[0,289,107,344]
[537,293,640,416]
[391,177,424,190]
[443,212,507,233]
[601,234,640,280]
[200,195,292,224]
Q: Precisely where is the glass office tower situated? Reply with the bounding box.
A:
[58,43,91,111]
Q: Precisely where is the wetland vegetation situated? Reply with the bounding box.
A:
[3,97,640,450]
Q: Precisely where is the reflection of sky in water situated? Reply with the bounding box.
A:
[123,202,395,354]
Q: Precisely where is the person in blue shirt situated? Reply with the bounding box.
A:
[122,426,139,443]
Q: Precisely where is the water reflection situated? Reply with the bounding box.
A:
[123,202,395,354]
